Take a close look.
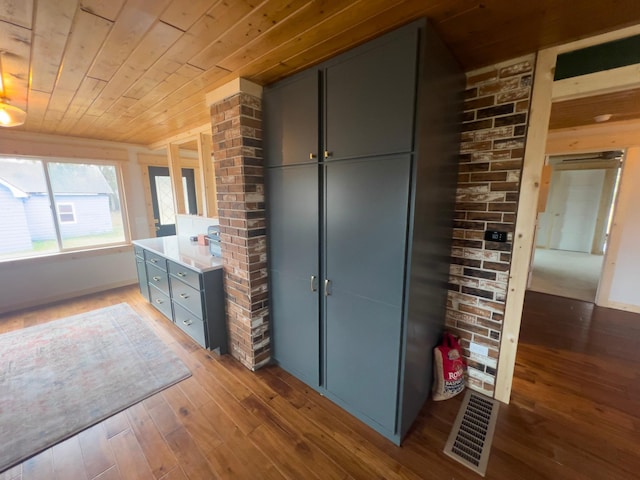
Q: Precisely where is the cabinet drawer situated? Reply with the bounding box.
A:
[170,279,203,319]
[173,301,207,348]
[149,284,172,320]
[145,250,167,270]
[167,261,201,290]
[134,245,145,257]
[146,262,170,296]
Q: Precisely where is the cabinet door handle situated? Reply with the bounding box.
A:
[310,275,317,292]
[179,293,189,299]
[309,153,317,159]
[155,299,163,304]
[324,279,331,296]
[152,276,161,281]
[177,272,186,277]
[183,319,193,326]
[150,259,158,264]
[324,151,332,159]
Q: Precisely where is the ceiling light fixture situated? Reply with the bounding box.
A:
[594,113,612,123]
[0,51,26,127]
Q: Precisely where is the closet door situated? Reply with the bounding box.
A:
[267,164,320,385]
[263,69,319,167]
[324,155,411,432]
[324,28,418,160]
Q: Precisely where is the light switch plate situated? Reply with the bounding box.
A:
[470,342,489,357]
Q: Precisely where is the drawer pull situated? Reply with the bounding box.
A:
[183,319,193,326]
[179,293,189,299]
[155,299,163,304]
[177,272,186,277]
[152,276,161,281]
[150,259,158,264]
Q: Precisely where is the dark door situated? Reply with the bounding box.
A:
[267,164,320,385]
[324,155,411,432]
[263,69,319,167]
[324,28,418,160]
[148,166,197,237]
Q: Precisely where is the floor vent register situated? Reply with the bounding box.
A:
[443,390,500,477]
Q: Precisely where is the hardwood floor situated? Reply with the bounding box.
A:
[1,286,639,479]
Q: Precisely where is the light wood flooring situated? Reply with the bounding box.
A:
[1,286,639,479]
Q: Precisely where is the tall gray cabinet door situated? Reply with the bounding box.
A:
[267,164,320,385]
[324,28,418,160]
[263,70,319,167]
[324,155,411,433]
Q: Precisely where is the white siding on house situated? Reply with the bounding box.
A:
[24,195,56,241]
[0,186,31,254]
[57,194,112,238]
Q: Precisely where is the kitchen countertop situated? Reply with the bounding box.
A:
[133,236,224,273]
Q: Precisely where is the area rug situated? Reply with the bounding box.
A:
[0,302,191,472]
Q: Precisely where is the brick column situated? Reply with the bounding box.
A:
[206,78,269,370]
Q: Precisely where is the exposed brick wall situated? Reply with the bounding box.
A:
[446,56,535,396]
[210,91,270,370]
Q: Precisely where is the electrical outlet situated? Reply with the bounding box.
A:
[470,342,489,357]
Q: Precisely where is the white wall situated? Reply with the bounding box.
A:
[598,147,640,312]
[0,130,157,314]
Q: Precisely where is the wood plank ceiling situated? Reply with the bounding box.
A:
[1,0,640,146]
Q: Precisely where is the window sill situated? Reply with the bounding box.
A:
[0,244,134,268]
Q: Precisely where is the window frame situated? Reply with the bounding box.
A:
[0,154,131,261]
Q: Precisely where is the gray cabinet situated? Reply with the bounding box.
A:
[264,19,463,444]
[134,245,149,302]
[133,246,227,354]
[266,164,320,385]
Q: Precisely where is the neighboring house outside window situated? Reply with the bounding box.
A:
[0,156,128,260]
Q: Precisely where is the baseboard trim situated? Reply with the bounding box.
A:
[0,280,137,316]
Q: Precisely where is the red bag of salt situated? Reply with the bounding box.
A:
[432,332,466,401]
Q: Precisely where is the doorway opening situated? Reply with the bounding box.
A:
[148,166,198,237]
[528,151,623,302]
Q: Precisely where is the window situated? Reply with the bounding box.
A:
[0,157,128,260]
[57,203,76,223]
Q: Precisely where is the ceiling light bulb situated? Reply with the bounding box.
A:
[0,107,10,125]
[0,102,26,127]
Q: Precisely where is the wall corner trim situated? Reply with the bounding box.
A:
[205,78,263,106]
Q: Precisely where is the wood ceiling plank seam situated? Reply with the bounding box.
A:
[45,10,112,117]
[86,0,173,82]
[443,1,640,69]
[29,0,78,94]
[187,0,312,72]
[79,0,127,22]
[20,88,49,132]
[116,64,213,121]
[0,0,34,29]
[251,0,427,83]
[118,93,214,144]
[237,0,423,83]
[121,0,256,102]
[98,63,207,134]
[84,20,183,118]
[216,0,364,72]
[159,0,219,33]
[54,77,107,135]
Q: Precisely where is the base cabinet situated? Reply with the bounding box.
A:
[265,19,463,444]
[133,245,227,354]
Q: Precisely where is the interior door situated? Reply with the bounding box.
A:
[548,169,605,252]
[267,164,320,385]
[148,166,197,237]
[324,155,411,432]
